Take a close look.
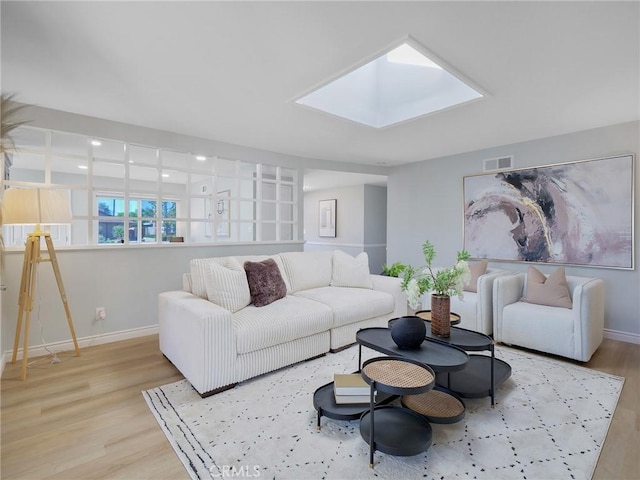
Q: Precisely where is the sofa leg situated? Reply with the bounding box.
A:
[199,383,238,398]
[330,342,355,353]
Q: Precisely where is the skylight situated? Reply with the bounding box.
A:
[295,42,483,128]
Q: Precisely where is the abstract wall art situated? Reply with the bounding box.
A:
[463,154,634,269]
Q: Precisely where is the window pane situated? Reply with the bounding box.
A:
[93,140,125,161]
[215,158,236,176]
[161,169,187,185]
[93,161,125,189]
[6,152,45,182]
[262,223,276,241]
[71,190,89,216]
[191,155,215,174]
[239,162,257,178]
[141,200,157,217]
[98,220,124,243]
[280,223,294,241]
[281,168,296,183]
[162,201,177,218]
[98,197,124,217]
[129,199,139,217]
[261,201,277,221]
[262,165,278,179]
[12,127,46,150]
[141,220,157,242]
[239,222,255,242]
[130,164,159,191]
[128,220,139,242]
[161,220,177,241]
[190,198,208,220]
[239,178,255,198]
[51,132,89,156]
[52,155,88,185]
[280,203,294,221]
[162,150,187,169]
[129,145,157,166]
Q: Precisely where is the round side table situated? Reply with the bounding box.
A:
[359,356,435,468]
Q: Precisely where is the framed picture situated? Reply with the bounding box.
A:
[216,189,230,238]
[463,154,634,269]
[318,199,337,237]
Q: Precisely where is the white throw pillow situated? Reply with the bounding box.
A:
[203,257,251,312]
[330,250,373,289]
[280,251,334,293]
[189,257,225,298]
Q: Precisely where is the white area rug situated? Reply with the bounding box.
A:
[143,345,623,480]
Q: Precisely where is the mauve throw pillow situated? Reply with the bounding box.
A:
[244,259,287,307]
[522,266,573,309]
[463,259,488,293]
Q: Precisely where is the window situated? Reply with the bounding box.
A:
[1,126,299,247]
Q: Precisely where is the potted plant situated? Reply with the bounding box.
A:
[400,240,471,337]
[381,261,408,277]
[1,93,28,285]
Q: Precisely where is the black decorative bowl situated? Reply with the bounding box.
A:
[389,316,426,349]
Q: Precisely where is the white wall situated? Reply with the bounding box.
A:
[387,121,640,342]
[303,184,387,273]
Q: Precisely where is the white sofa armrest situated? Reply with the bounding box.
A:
[370,274,408,318]
[493,273,525,342]
[473,270,511,334]
[159,290,237,395]
[571,277,605,362]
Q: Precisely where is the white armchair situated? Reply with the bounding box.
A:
[493,272,604,362]
[450,268,511,335]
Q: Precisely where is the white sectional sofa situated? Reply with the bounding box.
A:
[159,250,407,396]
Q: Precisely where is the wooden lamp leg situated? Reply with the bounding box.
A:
[11,233,80,380]
[44,235,80,356]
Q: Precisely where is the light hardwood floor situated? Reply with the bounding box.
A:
[1,335,638,479]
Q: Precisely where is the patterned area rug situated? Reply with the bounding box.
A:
[143,345,623,480]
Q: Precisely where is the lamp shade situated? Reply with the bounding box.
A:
[1,188,72,225]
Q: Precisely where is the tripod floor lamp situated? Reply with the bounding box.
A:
[1,187,80,380]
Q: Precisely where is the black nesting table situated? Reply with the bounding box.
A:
[423,324,511,406]
[356,327,469,373]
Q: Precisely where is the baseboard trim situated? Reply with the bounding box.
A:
[603,328,640,345]
[2,325,159,369]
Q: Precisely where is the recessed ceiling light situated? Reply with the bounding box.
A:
[91,140,102,146]
[195,155,206,161]
[162,173,170,178]
[295,40,484,128]
[78,165,88,170]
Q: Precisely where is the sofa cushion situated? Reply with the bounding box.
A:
[244,259,287,307]
[295,286,394,328]
[232,295,333,354]
[203,257,251,313]
[463,259,488,293]
[522,266,572,309]
[190,257,225,298]
[280,251,333,293]
[330,251,373,289]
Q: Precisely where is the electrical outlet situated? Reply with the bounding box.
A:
[95,307,107,321]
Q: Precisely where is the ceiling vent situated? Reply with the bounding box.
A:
[483,155,513,172]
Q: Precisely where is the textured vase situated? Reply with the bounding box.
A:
[431,294,451,337]
[390,316,426,349]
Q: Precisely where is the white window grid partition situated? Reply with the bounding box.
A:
[1,126,299,247]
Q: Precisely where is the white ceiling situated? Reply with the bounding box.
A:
[2,1,639,171]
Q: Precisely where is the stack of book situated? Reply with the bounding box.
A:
[333,373,372,404]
